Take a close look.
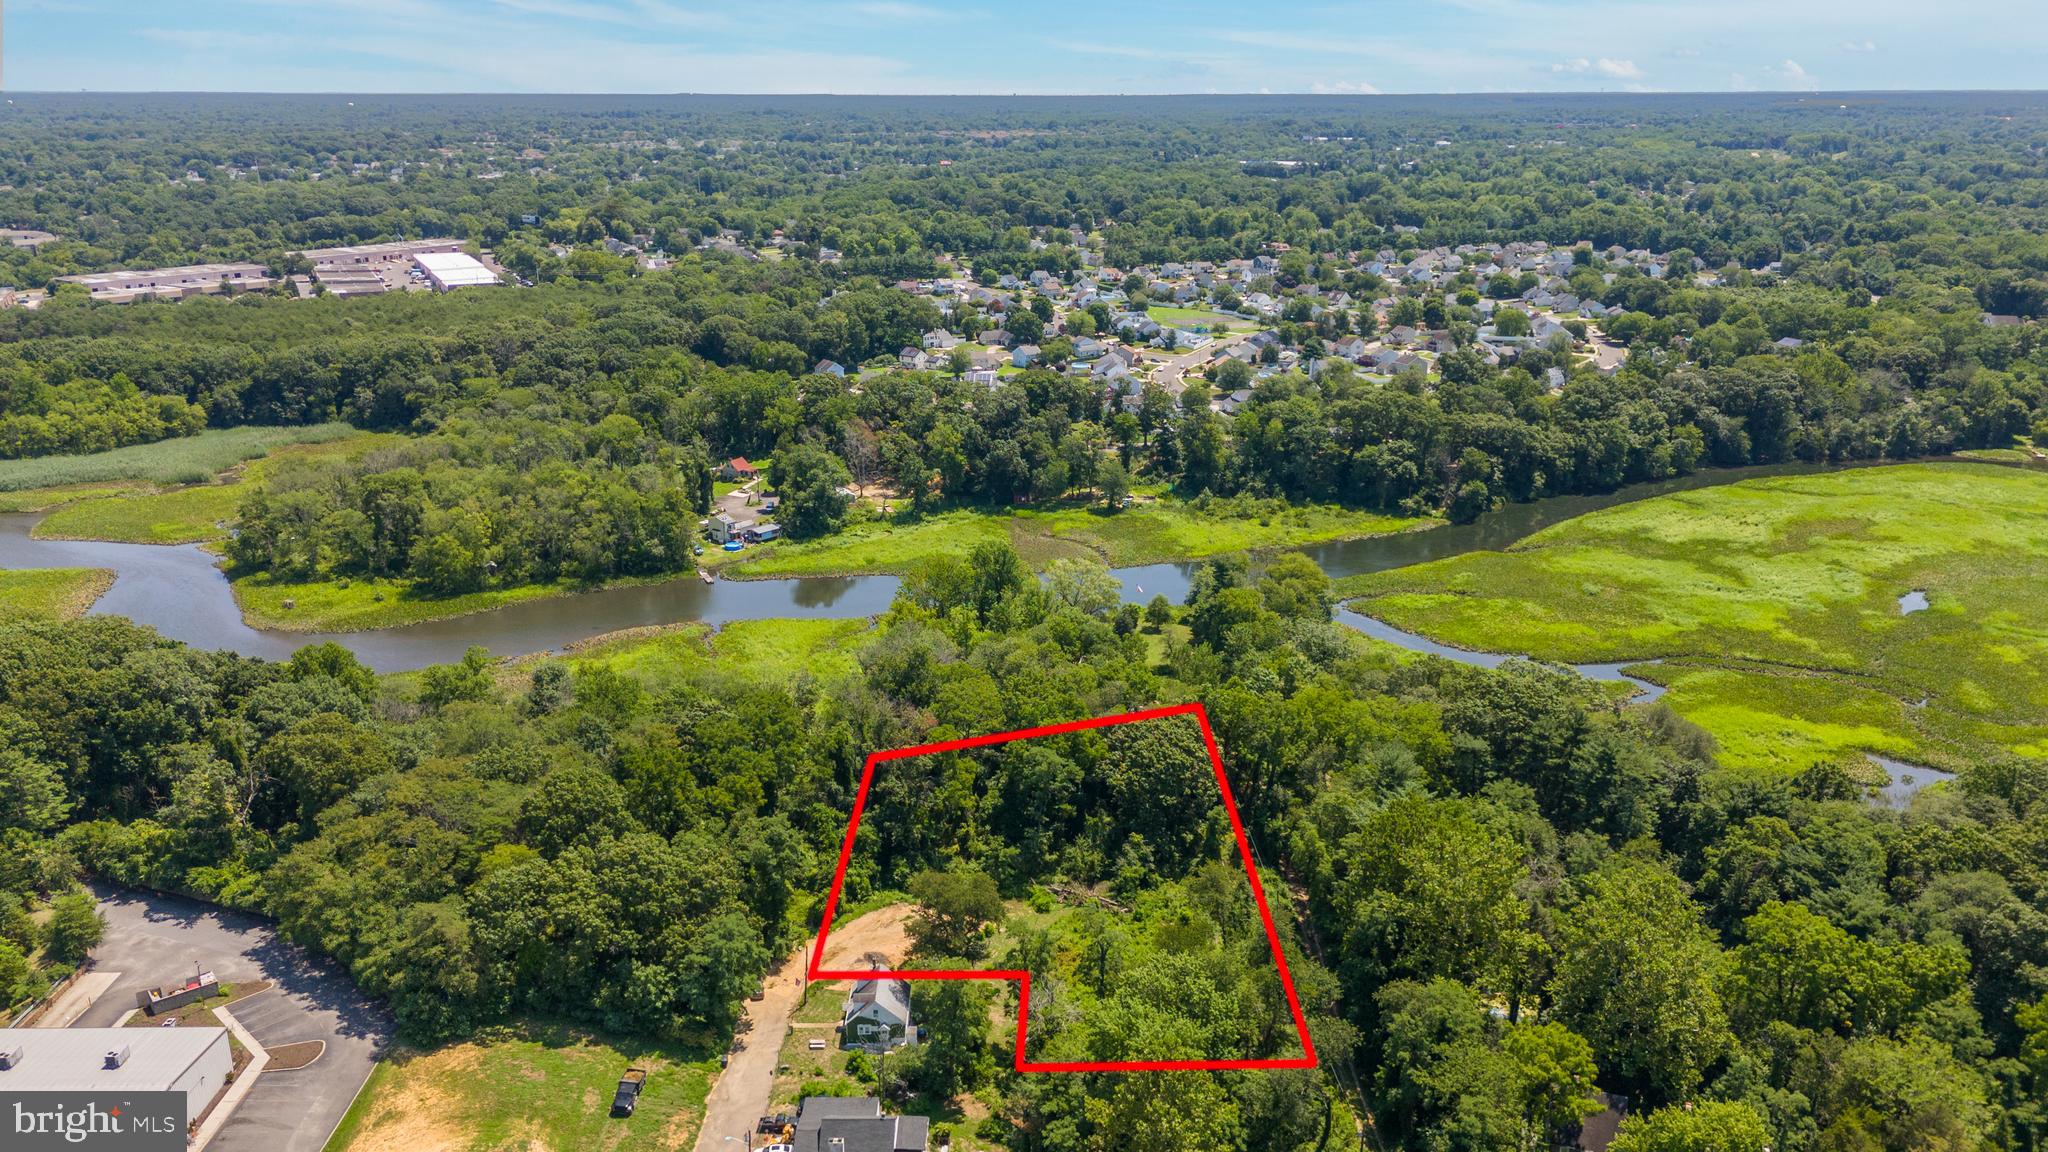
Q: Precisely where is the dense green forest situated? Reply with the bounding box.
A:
[4,542,2045,1149]
[2,93,2048,1150]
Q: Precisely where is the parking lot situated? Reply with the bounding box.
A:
[74,888,391,1152]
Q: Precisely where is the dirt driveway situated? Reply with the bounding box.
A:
[690,906,913,1151]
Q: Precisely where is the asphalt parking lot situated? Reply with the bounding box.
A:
[76,887,391,1152]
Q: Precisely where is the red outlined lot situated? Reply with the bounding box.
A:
[808,701,1318,1073]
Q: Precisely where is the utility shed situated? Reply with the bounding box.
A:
[414,251,500,291]
[0,1027,231,1120]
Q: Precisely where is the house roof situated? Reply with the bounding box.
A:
[845,978,911,1024]
[794,1097,929,1152]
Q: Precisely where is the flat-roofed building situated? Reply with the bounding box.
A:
[297,238,463,265]
[0,1027,232,1124]
[1,229,59,249]
[55,263,273,303]
[309,267,391,297]
[415,251,500,292]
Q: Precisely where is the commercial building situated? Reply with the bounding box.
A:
[297,238,463,265]
[55,263,273,303]
[414,251,500,291]
[0,1027,232,1124]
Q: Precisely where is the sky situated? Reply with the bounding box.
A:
[4,0,2045,95]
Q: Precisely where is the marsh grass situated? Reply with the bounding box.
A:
[0,568,114,620]
[720,497,1426,578]
[1339,463,2048,769]
[0,425,356,491]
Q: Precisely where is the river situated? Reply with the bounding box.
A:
[0,459,1890,675]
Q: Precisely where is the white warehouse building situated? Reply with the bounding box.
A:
[413,251,500,292]
[0,1027,233,1124]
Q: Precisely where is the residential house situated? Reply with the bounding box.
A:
[965,366,999,386]
[720,458,761,482]
[813,359,846,378]
[1213,388,1255,415]
[842,978,914,1052]
[707,515,749,545]
[921,329,959,351]
[1071,336,1107,361]
[792,1097,928,1152]
[1013,344,1041,368]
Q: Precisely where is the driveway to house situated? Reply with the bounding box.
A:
[1152,331,1249,395]
[692,906,915,1152]
[75,887,391,1152]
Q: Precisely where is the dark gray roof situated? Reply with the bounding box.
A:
[793,1097,928,1152]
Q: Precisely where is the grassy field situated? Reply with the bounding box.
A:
[323,1023,715,1152]
[0,482,150,513]
[0,568,115,620]
[499,617,873,696]
[1339,463,2048,771]
[25,431,399,545]
[33,483,244,544]
[0,424,357,491]
[234,571,606,632]
[719,499,1425,578]
[1141,306,1245,329]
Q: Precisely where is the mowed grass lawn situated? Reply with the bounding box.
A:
[0,568,114,620]
[720,499,1426,577]
[323,1024,715,1152]
[1339,462,2048,770]
[1140,306,1246,329]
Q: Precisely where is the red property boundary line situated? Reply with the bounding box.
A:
[808,701,1319,1073]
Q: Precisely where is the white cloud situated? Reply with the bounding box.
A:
[1840,40,1877,52]
[1768,58,1820,90]
[1310,80,1383,94]
[1551,56,1640,82]
[847,1,949,19]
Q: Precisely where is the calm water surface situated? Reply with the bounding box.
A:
[0,459,1902,675]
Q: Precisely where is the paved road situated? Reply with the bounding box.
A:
[1151,331,1249,395]
[78,888,390,1152]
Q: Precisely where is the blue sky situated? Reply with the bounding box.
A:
[5,0,2044,94]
